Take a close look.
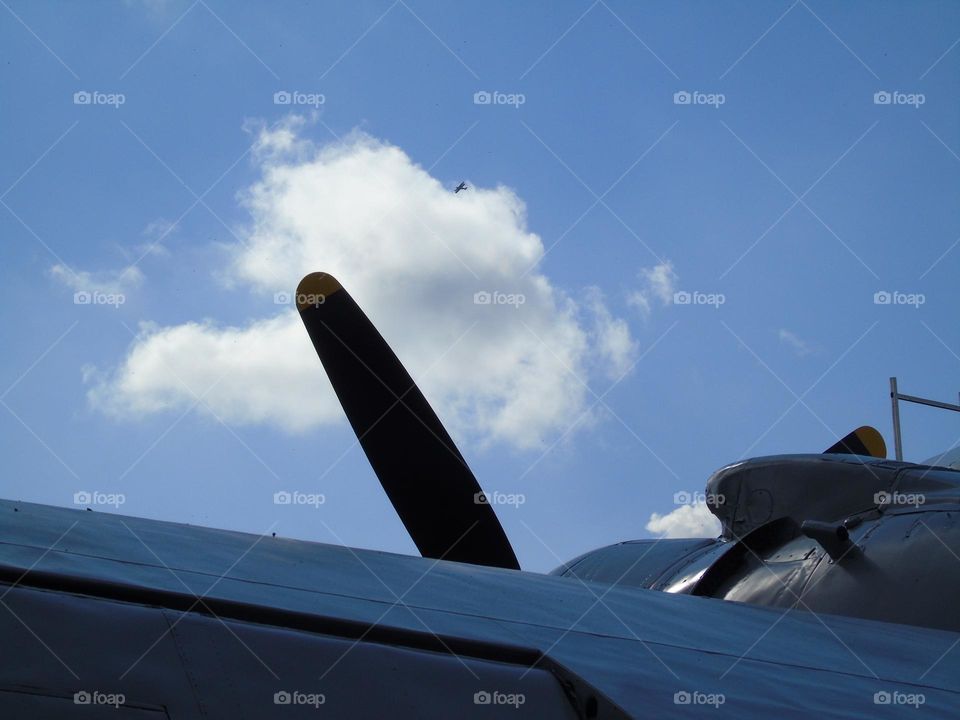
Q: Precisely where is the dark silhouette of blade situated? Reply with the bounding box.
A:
[296,272,520,570]
[824,425,886,458]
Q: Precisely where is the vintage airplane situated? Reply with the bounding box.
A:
[1,271,958,717]
[454,181,468,193]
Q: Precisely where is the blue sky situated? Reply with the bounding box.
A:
[2,1,959,572]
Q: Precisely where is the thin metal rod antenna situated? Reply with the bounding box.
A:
[890,377,903,461]
[889,377,960,462]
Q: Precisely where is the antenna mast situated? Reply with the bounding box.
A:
[889,377,960,461]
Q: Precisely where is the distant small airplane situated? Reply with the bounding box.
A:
[454,181,467,193]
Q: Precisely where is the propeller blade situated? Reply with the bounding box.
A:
[824,425,886,458]
[296,272,520,570]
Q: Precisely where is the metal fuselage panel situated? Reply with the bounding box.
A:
[4,499,960,717]
[0,583,584,719]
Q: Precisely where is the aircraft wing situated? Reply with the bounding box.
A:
[1,499,957,717]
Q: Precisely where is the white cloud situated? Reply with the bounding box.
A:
[778,328,815,356]
[584,287,637,380]
[646,501,721,538]
[89,122,637,450]
[87,316,334,432]
[50,263,143,295]
[628,261,677,317]
[51,220,172,299]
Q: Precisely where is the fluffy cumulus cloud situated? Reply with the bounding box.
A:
[87,316,331,433]
[646,501,721,538]
[89,120,638,449]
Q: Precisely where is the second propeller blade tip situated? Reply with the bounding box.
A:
[824,425,887,459]
[296,272,343,311]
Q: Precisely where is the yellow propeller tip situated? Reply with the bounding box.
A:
[295,272,342,311]
[854,426,887,459]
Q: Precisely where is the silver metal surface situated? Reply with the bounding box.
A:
[2,499,960,717]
